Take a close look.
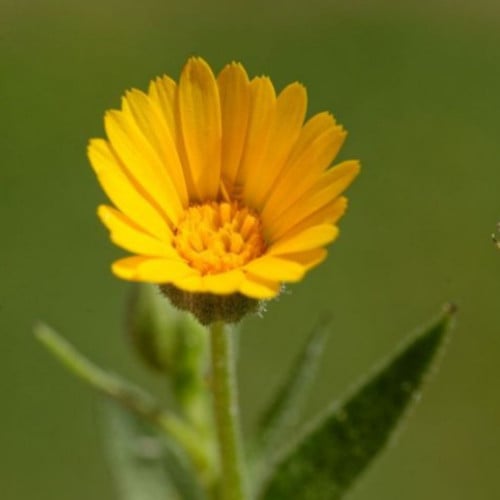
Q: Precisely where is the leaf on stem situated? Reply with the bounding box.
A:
[34,322,212,482]
[101,399,206,500]
[261,304,456,500]
[251,319,330,484]
[34,322,172,425]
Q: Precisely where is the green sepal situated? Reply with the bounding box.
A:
[251,320,330,486]
[101,399,206,500]
[261,304,456,500]
[160,283,261,325]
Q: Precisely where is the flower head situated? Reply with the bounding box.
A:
[88,57,359,320]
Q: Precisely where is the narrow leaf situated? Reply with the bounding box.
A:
[102,399,177,500]
[34,322,168,421]
[251,319,329,482]
[34,322,211,479]
[261,304,456,500]
[102,399,206,500]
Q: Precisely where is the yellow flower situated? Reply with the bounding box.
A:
[88,57,360,301]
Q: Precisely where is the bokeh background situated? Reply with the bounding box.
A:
[2,0,500,498]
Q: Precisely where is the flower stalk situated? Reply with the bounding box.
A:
[209,321,249,500]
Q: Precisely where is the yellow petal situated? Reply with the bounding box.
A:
[218,62,251,193]
[244,82,307,210]
[104,109,182,225]
[239,274,282,299]
[268,224,339,256]
[172,270,245,294]
[282,248,328,271]
[148,75,177,134]
[97,205,176,257]
[88,139,170,240]
[212,271,247,294]
[266,161,359,240]
[149,75,197,200]
[243,256,305,282]
[313,159,360,193]
[170,274,203,292]
[272,196,348,241]
[261,116,346,230]
[236,76,276,202]
[177,57,222,201]
[203,270,246,294]
[286,112,339,166]
[124,89,188,207]
[112,256,197,283]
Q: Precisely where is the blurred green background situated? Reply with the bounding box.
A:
[2,0,500,498]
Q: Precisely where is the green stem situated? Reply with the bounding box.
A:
[34,322,213,483]
[209,321,249,500]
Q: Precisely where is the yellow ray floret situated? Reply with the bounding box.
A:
[88,57,360,299]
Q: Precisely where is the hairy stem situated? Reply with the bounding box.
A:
[209,321,249,500]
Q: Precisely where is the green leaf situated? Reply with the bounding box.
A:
[101,399,206,500]
[261,304,456,500]
[34,323,213,483]
[101,400,176,500]
[34,322,169,421]
[251,320,329,484]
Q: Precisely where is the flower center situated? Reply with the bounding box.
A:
[173,202,266,274]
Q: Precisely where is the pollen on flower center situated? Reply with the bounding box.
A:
[173,201,267,275]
